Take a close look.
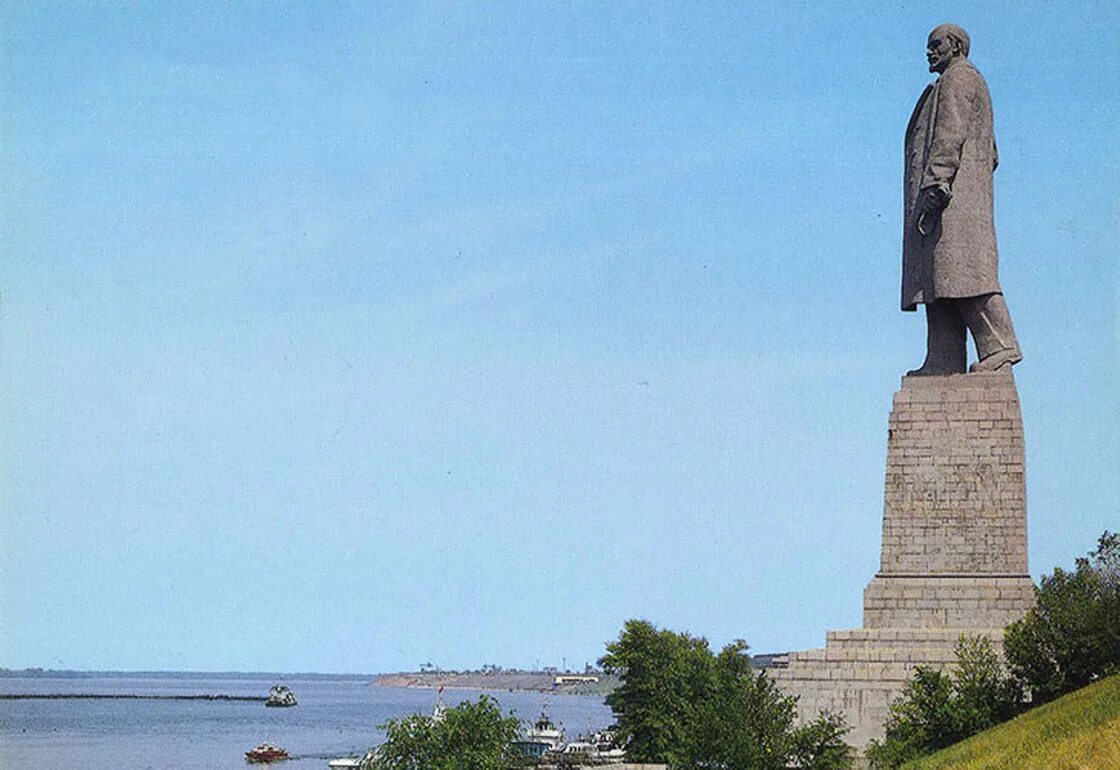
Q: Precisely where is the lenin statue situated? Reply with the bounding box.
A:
[902,24,1022,375]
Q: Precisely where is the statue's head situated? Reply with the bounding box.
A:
[926,24,970,73]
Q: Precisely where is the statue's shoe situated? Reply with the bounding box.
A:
[970,348,1022,373]
[906,364,962,376]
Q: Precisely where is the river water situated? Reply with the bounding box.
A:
[0,673,614,769]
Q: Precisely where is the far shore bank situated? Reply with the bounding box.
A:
[374,671,617,696]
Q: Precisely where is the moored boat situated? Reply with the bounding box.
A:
[555,728,627,764]
[512,708,565,758]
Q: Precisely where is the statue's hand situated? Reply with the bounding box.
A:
[916,186,951,236]
[918,185,951,216]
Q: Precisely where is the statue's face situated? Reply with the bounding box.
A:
[926,31,957,73]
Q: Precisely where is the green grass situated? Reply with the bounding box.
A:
[903,673,1120,770]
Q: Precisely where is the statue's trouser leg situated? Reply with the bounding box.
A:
[960,292,1023,371]
[916,299,967,374]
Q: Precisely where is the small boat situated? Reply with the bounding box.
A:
[245,742,289,763]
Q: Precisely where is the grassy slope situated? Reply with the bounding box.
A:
[904,674,1120,770]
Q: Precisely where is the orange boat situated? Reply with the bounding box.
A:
[245,742,289,763]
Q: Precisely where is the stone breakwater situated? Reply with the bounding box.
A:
[0,693,265,701]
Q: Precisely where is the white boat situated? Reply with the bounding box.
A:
[559,729,627,764]
[265,684,298,707]
[512,709,564,758]
[327,746,376,768]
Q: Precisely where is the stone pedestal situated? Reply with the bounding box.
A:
[772,371,1034,749]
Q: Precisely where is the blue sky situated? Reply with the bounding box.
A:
[1,1,1116,673]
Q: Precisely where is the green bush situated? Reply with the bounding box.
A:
[791,709,855,770]
[865,636,1020,769]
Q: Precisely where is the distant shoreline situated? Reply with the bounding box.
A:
[0,668,616,696]
[374,671,616,696]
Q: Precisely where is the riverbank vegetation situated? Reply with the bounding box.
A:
[1003,531,1120,705]
[864,637,1020,768]
[599,619,853,769]
[361,695,520,770]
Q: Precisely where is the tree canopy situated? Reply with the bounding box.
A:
[599,619,852,770]
[363,695,520,770]
[1004,530,1120,704]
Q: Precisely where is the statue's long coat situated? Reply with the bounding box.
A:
[902,58,1002,311]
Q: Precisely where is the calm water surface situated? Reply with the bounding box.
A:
[0,674,613,769]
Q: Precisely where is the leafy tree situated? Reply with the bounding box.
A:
[1004,530,1120,704]
[363,695,520,770]
[600,619,852,769]
[951,635,1021,731]
[678,641,797,769]
[599,619,715,763]
[866,636,1021,769]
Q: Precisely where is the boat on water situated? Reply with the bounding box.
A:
[245,742,289,763]
[512,708,565,758]
[265,684,298,707]
[558,732,627,765]
[327,747,377,768]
